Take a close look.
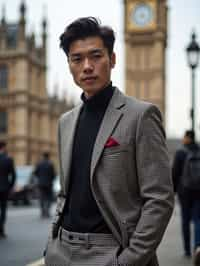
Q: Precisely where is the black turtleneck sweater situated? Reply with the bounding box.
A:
[61,83,114,233]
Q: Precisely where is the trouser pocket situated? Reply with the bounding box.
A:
[44,236,71,266]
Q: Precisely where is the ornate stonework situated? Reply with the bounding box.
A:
[0,2,73,166]
[124,0,167,121]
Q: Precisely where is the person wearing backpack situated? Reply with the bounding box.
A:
[172,130,200,264]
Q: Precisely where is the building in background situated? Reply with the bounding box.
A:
[0,2,73,166]
[124,0,167,122]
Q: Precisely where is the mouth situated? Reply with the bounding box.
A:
[82,76,97,82]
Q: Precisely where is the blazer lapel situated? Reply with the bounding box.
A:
[90,88,125,180]
[61,104,82,194]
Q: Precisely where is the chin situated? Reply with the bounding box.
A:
[83,87,102,96]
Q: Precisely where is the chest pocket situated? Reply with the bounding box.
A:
[100,143,130,191]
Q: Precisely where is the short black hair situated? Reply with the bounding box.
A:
[185,130,195,142]
[0,141,6,149]
[43,152,50,159]
[59,17,115,57]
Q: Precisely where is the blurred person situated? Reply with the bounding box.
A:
[194,246,200,266]
[172,130,200,262]
[44,17,174,266]
[34,152,56,218]
[0,141,16,238]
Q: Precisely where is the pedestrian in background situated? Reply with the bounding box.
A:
[172,130,200,265]
[44,17,174,266]
[0,141,16,238]
[34,152,56,218]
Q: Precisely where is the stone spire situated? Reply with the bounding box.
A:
[42,5,47,49]
[18,0,26,48]
[41,5,47,61]
[1,4,6,25]
[0,4,6,49]
[19,0,26,23]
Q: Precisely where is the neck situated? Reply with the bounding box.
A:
[83,81,111,99]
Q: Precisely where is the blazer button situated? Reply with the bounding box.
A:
[98,198,104,204]
[68,235,74,240]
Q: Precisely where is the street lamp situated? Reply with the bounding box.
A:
[186,31,200,134]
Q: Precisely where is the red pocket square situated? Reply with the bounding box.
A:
[105,137,119,148]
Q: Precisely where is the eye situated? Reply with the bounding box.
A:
[91,52,103,60]
[94,53,102,57]
[70,56,82,64]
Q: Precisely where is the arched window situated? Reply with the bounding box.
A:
[0,111,7,133]
[0,65,8,91]
[7,24,18,49]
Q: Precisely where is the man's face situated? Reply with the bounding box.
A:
[183,135,191,145]
[68,36,115,98]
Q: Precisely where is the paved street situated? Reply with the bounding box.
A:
[0,201,195,266]
[158,201,193,266]
[0,203,52,266]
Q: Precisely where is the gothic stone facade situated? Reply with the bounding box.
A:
[0,2,73,166]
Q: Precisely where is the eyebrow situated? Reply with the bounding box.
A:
[69,48,104,57]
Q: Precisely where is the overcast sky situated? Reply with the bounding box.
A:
[1,0,200,139]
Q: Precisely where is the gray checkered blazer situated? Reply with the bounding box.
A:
[51,87,174,266]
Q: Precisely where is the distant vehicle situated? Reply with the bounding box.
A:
[53,176,61,199]
[8,166,60,205]
[8,165,34,205]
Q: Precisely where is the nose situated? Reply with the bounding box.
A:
[83,58,93,73]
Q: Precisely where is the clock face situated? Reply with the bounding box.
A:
[132,3,154,27]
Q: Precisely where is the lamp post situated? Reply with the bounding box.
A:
[186,32,200,134]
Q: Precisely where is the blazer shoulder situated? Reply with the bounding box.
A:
[123,94,161,119]
[59,103,82,124]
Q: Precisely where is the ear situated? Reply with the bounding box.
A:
[110,52,116,68]
[68,58,73,74]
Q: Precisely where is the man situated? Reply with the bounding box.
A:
[45,17,174,266]
[172,130,200,265]
[0,141,16,238]
[34,152,56,218]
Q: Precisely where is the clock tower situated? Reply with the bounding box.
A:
[124,0,168,120]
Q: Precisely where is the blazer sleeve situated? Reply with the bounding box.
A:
[118,105,174,266]
[51,118,66,238]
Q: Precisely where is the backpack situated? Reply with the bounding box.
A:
[182,147,200,190]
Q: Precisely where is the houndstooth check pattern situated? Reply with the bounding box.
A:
[49,88,174,266]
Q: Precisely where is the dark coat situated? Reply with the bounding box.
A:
[172,142,199,196]
[34,159,56,187]
[0,152,16,192]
